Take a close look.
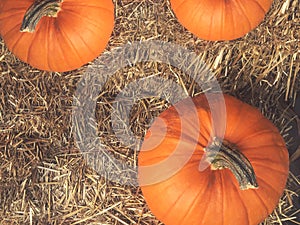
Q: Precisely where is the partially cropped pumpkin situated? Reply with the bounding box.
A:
[138,94,289,225]
[0,0,114,72]
[169,0,273,41]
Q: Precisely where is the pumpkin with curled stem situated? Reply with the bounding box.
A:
[169,0,273,41]
[0,0,114,72]
[138,93,289,225]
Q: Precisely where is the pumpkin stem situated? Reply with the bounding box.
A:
[20,0,63,33]
[205,137,258,190]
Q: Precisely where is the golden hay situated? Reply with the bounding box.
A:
[0,0,299,224]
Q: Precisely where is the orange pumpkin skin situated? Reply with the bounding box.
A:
[169,0,273,41]
[138,94,289,225]
[0,0,114,72]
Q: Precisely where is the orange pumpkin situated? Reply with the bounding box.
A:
[0,0,114,72]
[169,0,273,41]
[138,94,289,225]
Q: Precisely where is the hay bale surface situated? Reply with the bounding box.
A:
[0,0,299,224]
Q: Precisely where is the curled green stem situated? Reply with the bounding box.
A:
[20,0,63,32]
[205,137,258,190]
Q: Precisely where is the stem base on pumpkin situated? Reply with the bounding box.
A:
[21,0,63,33]
[205,137,258,190]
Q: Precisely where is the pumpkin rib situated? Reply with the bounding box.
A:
[31,21,55,69]
[223,98,252,138]
[166,166,210,224]
[62,10,111,58]
[172,0,186,12]
[227,117,272,144]
[252,161,288,176]
[226,3,235,40]
[190,3,205,36]
[245,144,286,157]
[234,0,253,29]
[234,129,279,146]
[65,3,114,13]
[0,8,22,35]
[240,142,285,153]
[27,26,42,64]
[161,181,195,222]
[59,25,84,66]
[251,0,268,13]
[251,190,270,219]
[231,3,240,40]
[256,177,283,197]
[228,3,239,39]
[190,156,204,169]
[21,35,31,63]
[230,180,251,225]
[243,144,283,154]
[181,157,205,172]
[161,165,208,224]
[139,151,192,166]
[48,23,66,70]
[197,109,213,143]
[0,9,24,22]
[47,20,65,71]
[220,0,226,40]
[3,25,23,53]
[172,128,201,146]
[197,127,210,147]
[254,195,270,220]
[178,159,200,172]
[199,177,214,224]
[62,9,110,34]
[255,188,272,211]
[252,162,286,175]
[62,10,105,35]
[219,172,225,225]
[241,143,284,152]
[204,170,224,224]
[52,22,77,70]
[63,0,113,9]
[139,141,202,168]
[177,182,204,224]
[57,19,89,66]
[197,138,206,149]
[199,120,211,142]
[216,1,227,40]
[208,3,215,40]
[223,171,250,224]
[44,19,51,70]
[243,148,287,170]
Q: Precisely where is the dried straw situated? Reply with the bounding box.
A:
[0,0,299,224]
